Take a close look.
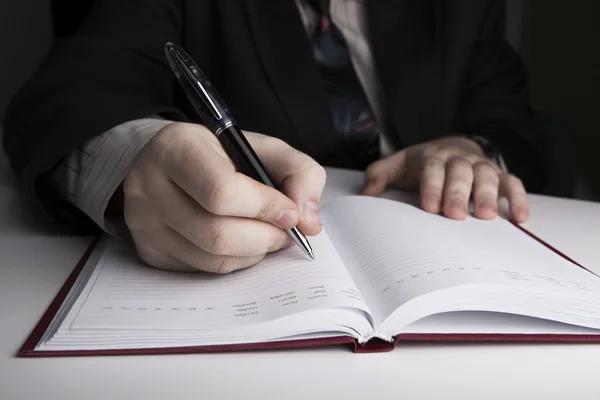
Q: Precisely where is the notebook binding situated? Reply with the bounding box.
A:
[358,332,394,344]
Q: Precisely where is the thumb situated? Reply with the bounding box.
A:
[360,152,408,196]
[248,132,326,236]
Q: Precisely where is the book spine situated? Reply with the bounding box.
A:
[358,332,394,344]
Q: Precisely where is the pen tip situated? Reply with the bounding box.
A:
[309,251,315,260]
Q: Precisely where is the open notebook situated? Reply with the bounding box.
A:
[18,195,600,356]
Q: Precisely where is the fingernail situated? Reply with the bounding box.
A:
[302,201,321,226]
[275,209,298,228]
[423,195,441,204]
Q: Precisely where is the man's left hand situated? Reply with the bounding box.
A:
[360,136,529,222]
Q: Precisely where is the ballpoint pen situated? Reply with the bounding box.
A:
[164,42,315,260]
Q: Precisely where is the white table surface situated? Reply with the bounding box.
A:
[2,149,600,399]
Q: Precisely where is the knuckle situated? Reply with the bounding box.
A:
[256,198,275,221]
[475,189,497,201]
[447,156,471,169]
[421,182,442,197]
[448,175,472,189]
[205,179,234,215]
[420,145,441,158]
[215,259,237,274]
[309,162,327,184]
[503,174,526,193]
[474,172,500,188]
[207,257,239,275]
[420,149,434,161]
[465,153,485,165]
[214,255,265,274]
[148,124,181,161]
[507,175,524,188]
[488,175,500,187]
[176,145,205,177]
[447,188,468,200]
[122,171,144,200]
[472,160,492,171]
[473,160,499,173]
[203,221,231,255]
[296,157,327,183]
[422,191,442,203]
[423,155,445,170]
[200,250,265,273]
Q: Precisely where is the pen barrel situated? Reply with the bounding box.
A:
[217,124,280,191]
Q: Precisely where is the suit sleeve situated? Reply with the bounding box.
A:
[458,0,547,193]
[2,0,186,233]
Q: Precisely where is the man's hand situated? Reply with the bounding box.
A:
[361,136,529,222]
[123,122,326,273]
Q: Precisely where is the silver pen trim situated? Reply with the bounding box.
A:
[286,227,315,260]
[215,121,234,137]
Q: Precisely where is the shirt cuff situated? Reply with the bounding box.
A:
[50,117,174,235]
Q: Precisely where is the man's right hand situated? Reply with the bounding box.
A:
[122,122,326,273]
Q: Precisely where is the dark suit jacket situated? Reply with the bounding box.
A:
[2,0,546,233]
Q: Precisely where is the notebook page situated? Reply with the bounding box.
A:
[519,194,600,275]
[60,228,371,332]
[321,196,600,328]
[402,311,600,335]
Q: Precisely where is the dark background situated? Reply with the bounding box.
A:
[1,0,598,199]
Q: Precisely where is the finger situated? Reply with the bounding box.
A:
[442,157,474,220]
[133,242,196,272]
[419,156,446,214]
[136,222,267,274]
[163,125,300,229]
[499,173,529,222]
[471,161,500,220]
[124,157,292,257]
[249,133,327,235]
[361,151,408,196]
[159,181,290,257]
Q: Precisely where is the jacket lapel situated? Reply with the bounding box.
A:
[243,0,355,167]
[367,0,443,148]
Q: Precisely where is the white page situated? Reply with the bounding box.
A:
[321,195,600,329]
[60,228,372,333]
[519,194,600,275]
[402,311,600,335]
[40,307,372,350]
